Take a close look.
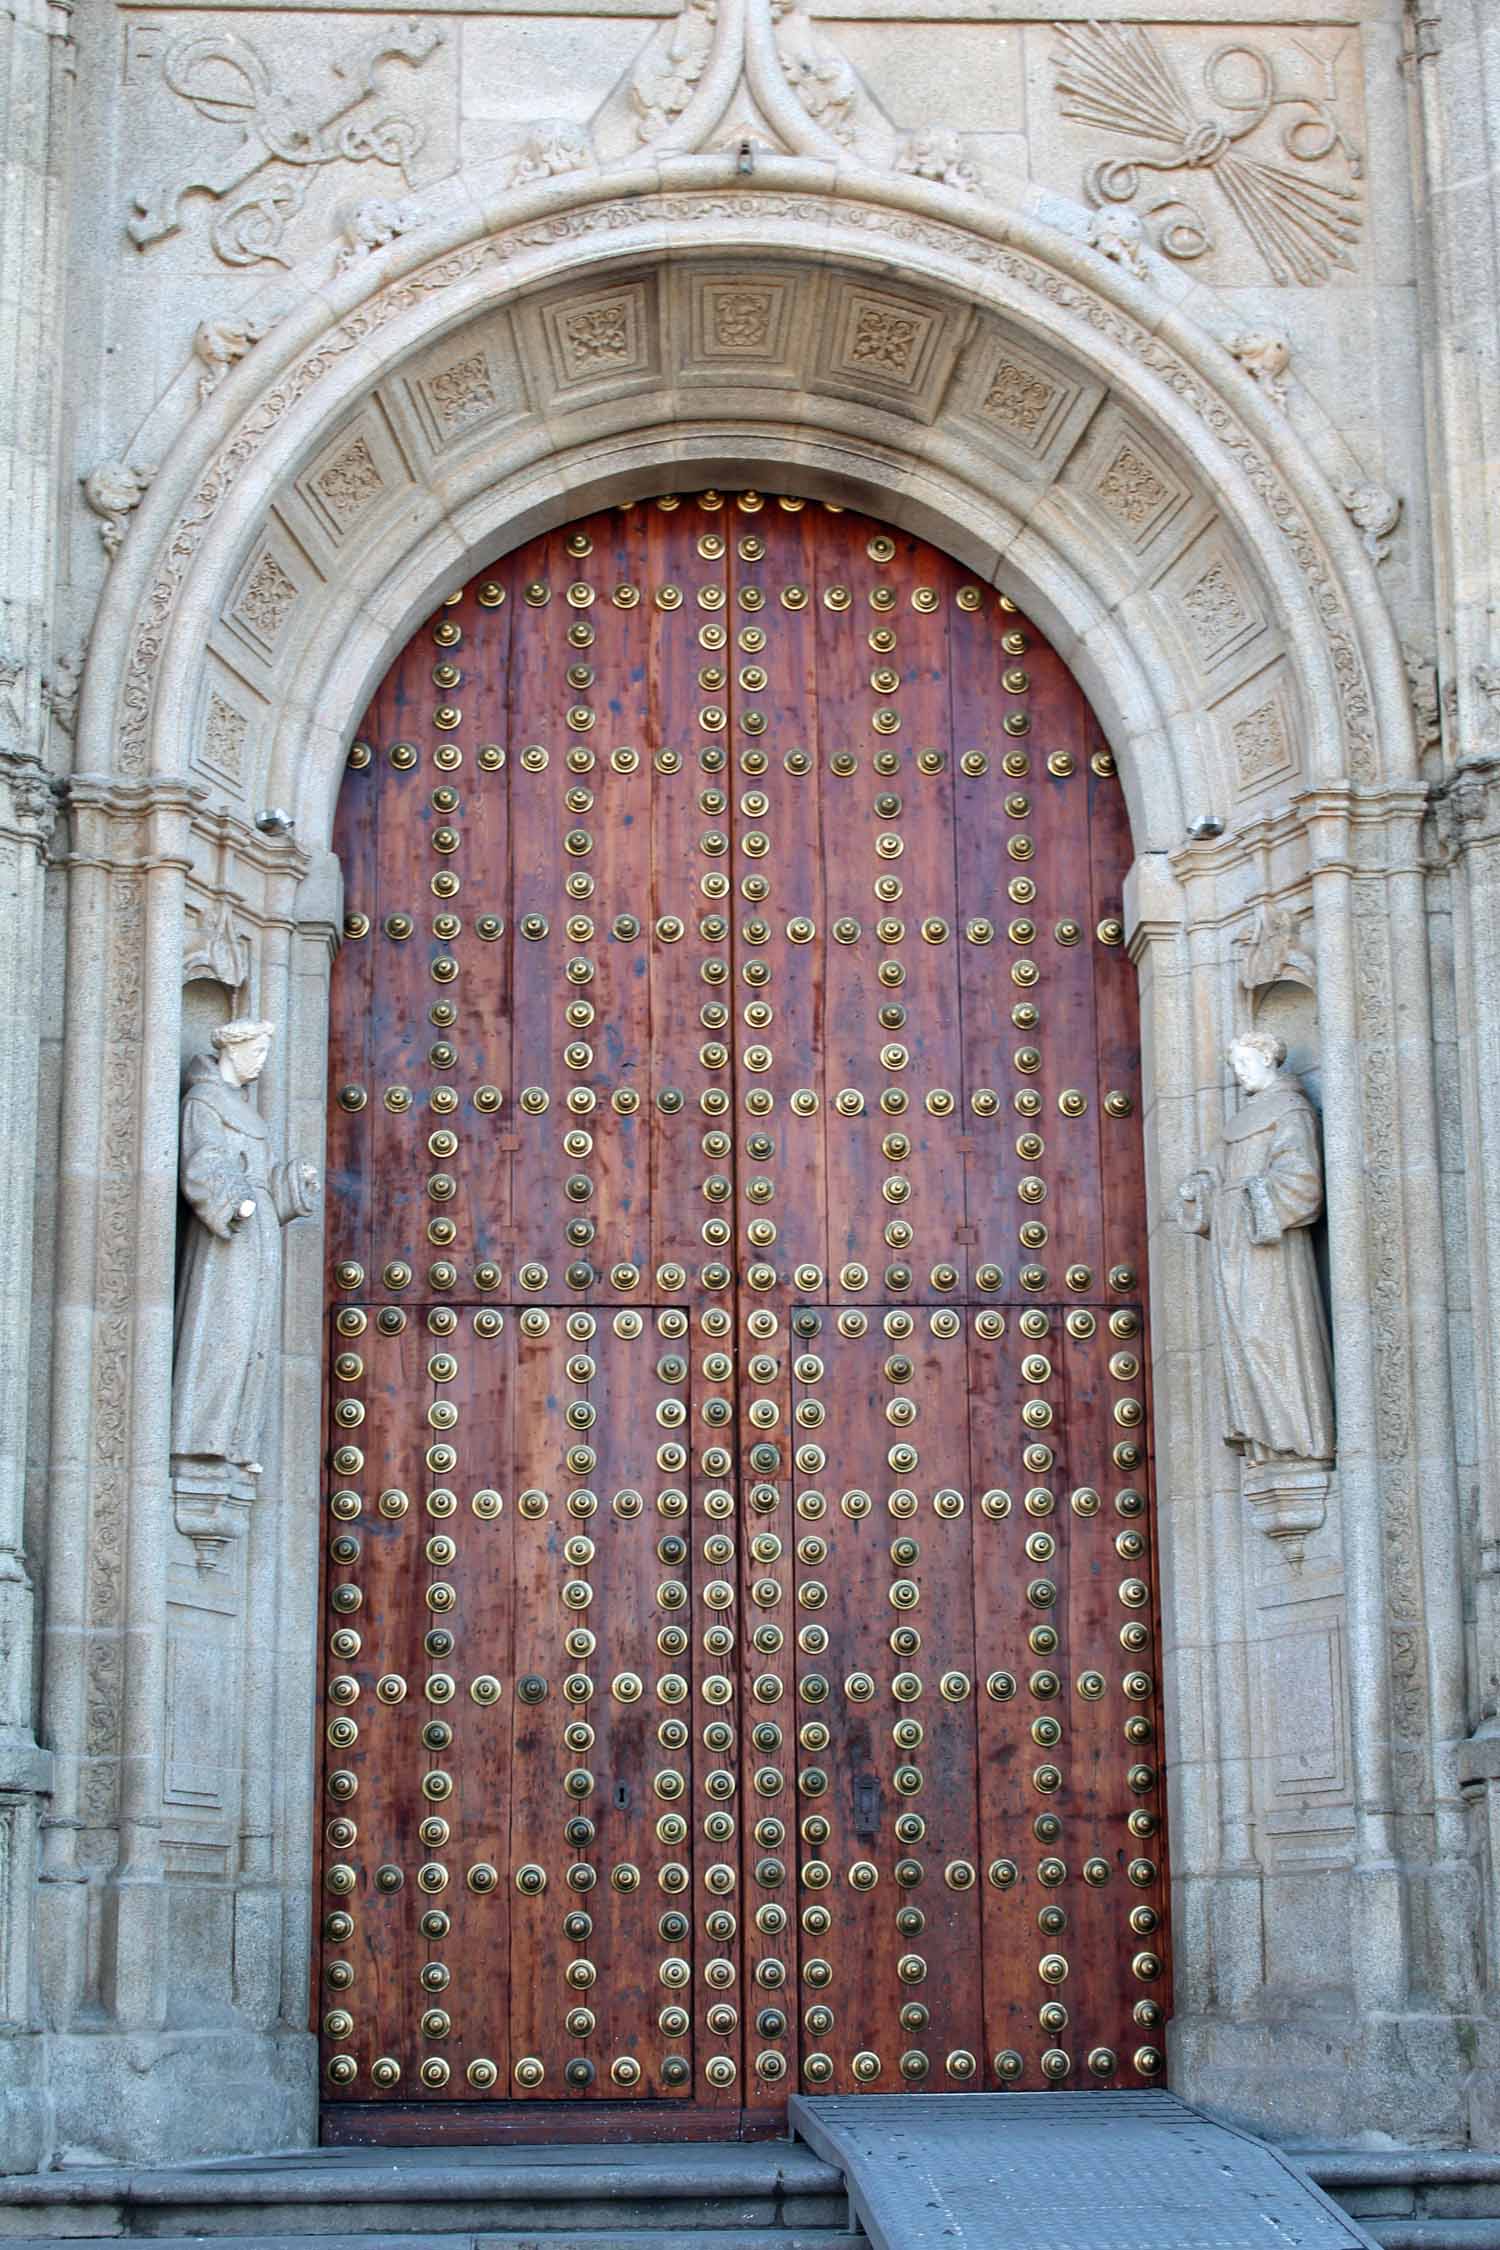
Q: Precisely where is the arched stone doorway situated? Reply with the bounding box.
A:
[39,170,1467,2158]
[315,492,1164,2137]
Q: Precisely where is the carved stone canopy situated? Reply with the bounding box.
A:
[1235,905,1316,997]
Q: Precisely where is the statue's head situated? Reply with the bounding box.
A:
[1227,1029,1285,1096]
[212,1017,275,1087]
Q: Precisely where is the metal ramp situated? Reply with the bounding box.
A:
[790,2090,1381,2250]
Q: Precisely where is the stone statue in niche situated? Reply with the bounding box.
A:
[171,1020,318,1553]
[1178,1030,1335,1549]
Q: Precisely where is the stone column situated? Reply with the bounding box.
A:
[0,0,74,2172]
[0,757,58,2172]
[1449,760,1500,2136]
[1408,0,1500,2135]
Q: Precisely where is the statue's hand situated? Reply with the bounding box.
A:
[1177,1169,1214,1234]
[227,1196,257,1233]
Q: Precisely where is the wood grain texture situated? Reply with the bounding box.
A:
[318,493,1166,2139]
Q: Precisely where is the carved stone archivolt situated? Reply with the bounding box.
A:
[96,175,1397,822]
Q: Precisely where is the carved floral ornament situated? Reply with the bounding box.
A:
[96,172,1402,812]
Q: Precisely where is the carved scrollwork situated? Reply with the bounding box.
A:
[1228,328,1291,408]
[630,0,717,144]
[127,18,446,265]
[1339,478,1401,564]
[82,459,155,558]
[194,313,273,401]
[335,196,424,272]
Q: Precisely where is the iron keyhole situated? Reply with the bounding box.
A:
[854,1773,880,1837]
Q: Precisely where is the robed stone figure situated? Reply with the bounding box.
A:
[1179,1031,1334,1476]
[172,1019,318,1483]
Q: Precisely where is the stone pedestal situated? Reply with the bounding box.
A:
[1242,1461,1331,1557]
[171,1462,255,1573]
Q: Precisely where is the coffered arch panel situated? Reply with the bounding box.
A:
[82,166,1412,855]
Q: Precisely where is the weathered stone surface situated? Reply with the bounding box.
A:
[0,0,1496,2173]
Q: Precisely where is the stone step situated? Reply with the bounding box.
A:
[1362,2226,1500,2250]
[1303,2151,1500,2226]
[0,2236,868,2250]
[0,2144,856,2244]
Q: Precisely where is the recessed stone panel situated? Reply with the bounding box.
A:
[1159,524,1273,689]
[220,527,319,670]
[1253,1621,1350,1831]
[389,313,528,459]
[676,267,818,388]
[529,274,661,404]
[192,674,259,796]
[292,407,411,549]
[1216,661,1300,800]
[813,279,965,421]
[948,320,1101,479]
[1059,405,1202,571]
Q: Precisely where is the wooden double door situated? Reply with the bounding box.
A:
[318,491,1168,2141]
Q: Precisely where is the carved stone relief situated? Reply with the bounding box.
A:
[1236,904,1316,998]
[535,280,658,397]
[172,1021,318,1557]
[1181,556,1253,665]
[232,553,298,649]
[1085,206,1149,281]
[425,352,498,436]
[311,435,384,526]
[293,416,404,546]
[1340,480,1402,564]
[1179,1032,1335,1549]
[336,196,424,273]
[197,692,250,789]
[182,897,250,994]
[1075,418,1195,554]
[631,0,717,145]
[111,190,1384,794]
[1221,673,1298,795]
[193,313,272,403]
[126,20,448,268]
[1051,23,1364,286]
[82,871,147,1828]
[1228,329,1291,409]
[1350,888,1431,1815]
[1475,663,1500,755]
[82,461,153,559]
[40,654,81,741]
[1404,642,1441,758]
[768,1,986,190]
[953,327,1097,476]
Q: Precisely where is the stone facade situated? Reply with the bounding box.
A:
[0,0,1497,2171]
